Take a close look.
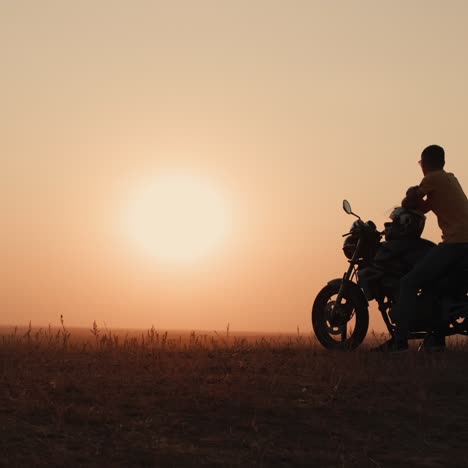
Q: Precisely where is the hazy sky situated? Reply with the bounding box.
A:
[2,0,468,332]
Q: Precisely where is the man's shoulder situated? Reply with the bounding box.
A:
[431,170,459,185]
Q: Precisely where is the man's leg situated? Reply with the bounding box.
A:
[394,243,466,347]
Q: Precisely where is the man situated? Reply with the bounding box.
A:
[379,144,468,352]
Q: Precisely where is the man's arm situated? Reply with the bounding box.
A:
[401,186,431,213]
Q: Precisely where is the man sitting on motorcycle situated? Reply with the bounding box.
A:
[380,144,468,352]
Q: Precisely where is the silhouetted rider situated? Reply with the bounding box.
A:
[380,145,468,352]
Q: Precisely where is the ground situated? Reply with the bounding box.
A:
[1,327,468,467]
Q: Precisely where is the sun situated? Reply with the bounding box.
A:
[125,173,230,262]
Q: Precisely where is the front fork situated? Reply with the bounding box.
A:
[332,241,361,341]
[334,256,396,341]
[333,239,361,310]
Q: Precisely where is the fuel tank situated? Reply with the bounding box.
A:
[357,238,436,300]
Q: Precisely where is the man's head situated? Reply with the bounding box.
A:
[420,144,445,174]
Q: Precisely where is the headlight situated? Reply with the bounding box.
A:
[343,236,357,259]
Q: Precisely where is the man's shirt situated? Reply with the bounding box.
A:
[419,169,468,243]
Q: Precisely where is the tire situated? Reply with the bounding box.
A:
[312,282,369,350]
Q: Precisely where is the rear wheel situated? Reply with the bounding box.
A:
[312,282,369,350]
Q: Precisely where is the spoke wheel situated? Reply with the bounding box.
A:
[312,283,369,350]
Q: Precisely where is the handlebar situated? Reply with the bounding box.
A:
[342,220,383,238]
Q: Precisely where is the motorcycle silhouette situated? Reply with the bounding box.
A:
[311,200,468,350]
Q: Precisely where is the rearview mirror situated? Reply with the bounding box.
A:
[343,200,352,215]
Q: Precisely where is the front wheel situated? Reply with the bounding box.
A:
[312,282,369,350]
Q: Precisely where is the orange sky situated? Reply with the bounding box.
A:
[2,1,468,332]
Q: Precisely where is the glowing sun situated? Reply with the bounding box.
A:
[125,173,230,262]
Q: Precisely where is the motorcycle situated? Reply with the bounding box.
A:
[311,200,468,350]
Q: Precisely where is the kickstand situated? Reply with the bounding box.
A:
[418,332,433,352]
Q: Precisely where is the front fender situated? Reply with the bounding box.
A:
[327,278,369,311]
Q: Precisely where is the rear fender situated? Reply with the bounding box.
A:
[327,278,369,311]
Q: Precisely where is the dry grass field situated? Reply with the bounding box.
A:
[1,323,468,467]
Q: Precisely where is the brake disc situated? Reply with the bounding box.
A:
[325,300,354,335]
